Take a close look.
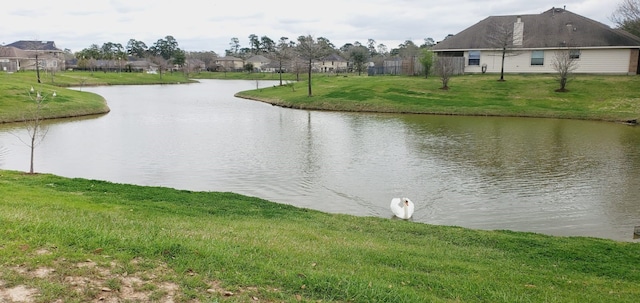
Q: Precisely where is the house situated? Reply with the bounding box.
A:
[184,58,206,73]
[315,53,348,73]
[431,7,640,75]
[261,60,286,73]
[214,56,244,71]
[0,46,26,72]
[245,55,271,72]
[1,40,65,72]
[126,60,159,73]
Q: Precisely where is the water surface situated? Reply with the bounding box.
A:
[1,79,638,241]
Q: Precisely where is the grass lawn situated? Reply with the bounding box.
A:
[1,71,639,302]
[1,170,639,302]
[2,70,639,123]
[0,70,195,123]
[236,73,640,122]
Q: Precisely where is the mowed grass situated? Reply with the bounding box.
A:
[1,170,639,302]
[0,70,196,123]
[3,71,639,123]
[236,73,640,122]
[0,75,109,123]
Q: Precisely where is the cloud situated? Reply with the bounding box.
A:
[1,0,618,54]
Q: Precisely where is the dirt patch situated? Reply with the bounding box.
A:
[0,247,275,302]
[0,284,38,303]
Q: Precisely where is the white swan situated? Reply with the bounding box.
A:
[390,197,414,219]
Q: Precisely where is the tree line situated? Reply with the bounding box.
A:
[72,34,436,74]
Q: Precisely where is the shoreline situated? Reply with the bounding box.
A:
[235,93,639,125]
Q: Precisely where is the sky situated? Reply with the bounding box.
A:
[1,0,620,55]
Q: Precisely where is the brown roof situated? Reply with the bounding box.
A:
[432,7,640,51]
[0,46,29,58]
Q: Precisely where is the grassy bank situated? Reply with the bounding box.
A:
[1,170,638,302]
[0,71,195,123]
[236,73,640,123]
[3,71,639,124]
[190,70,299,81]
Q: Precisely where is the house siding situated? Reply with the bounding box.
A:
[432,8,640,75]
[464,49,636,74]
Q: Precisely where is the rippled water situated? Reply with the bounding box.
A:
[1,79,638,241]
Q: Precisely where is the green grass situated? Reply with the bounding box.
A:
[236,73,640,122]
[1,170,639,302]
[3,71,639,124]
[0,70,196,123]
[190,70,299,81]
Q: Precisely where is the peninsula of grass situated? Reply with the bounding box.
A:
[2,70,639,124]
[0,70,195,123]
[236,73,640,123]
[0,170,638,302]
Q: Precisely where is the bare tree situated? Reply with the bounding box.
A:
[149,55,168,79]
[16,87,54,173]
[487,19,523,81]
[551,48,579,92]
[296,35,330,97]
[611,0,640,37]
[434,56,456,90]
[273,37,294,86]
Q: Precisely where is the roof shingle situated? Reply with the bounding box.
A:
[432,7,640,51]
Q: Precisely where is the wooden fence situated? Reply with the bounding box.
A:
[368,57,465,76]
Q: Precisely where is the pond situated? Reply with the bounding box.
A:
[1,79,639,241]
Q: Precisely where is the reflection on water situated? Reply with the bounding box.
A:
[1,79,638,241]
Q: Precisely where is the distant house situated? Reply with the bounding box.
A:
[214,56,244,71]
[245,55,271,71]
[126,60,159,73]
[1,40,65,72]
[184,58,205,73]
[315,53,348,73]
[431,7,640,74]
[0,46,26,72]
[261,61,285,73]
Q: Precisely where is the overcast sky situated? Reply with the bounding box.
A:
[1,0,620,55]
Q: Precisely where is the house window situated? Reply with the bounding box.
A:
[569,49,581,59]
[531,50,544,66]
[468,51,480,66]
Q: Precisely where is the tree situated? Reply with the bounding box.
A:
[248,34,260,54]
[419,49,434,78]
[551,48,579,92]
[394,40,420,59]
[376,43,389,57]
[126,39,148,58]
[434,56,456,90]
[227,37,240,55]
[244,62,254,72]
[347,44,370,75]
[487,20,522,81]
[260,36,276,53]
[149,36,179,60]
[76,44,101,74]
[148,36,183,75]
[420,37,435,49]
[19,87,54,173]
[172,48,186,67]
[296,35,330,97]
[100,42,116,72]
[367,38,378,56]
[611,0,640,37]
[273,37,294,86]
[188,51,218,71]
